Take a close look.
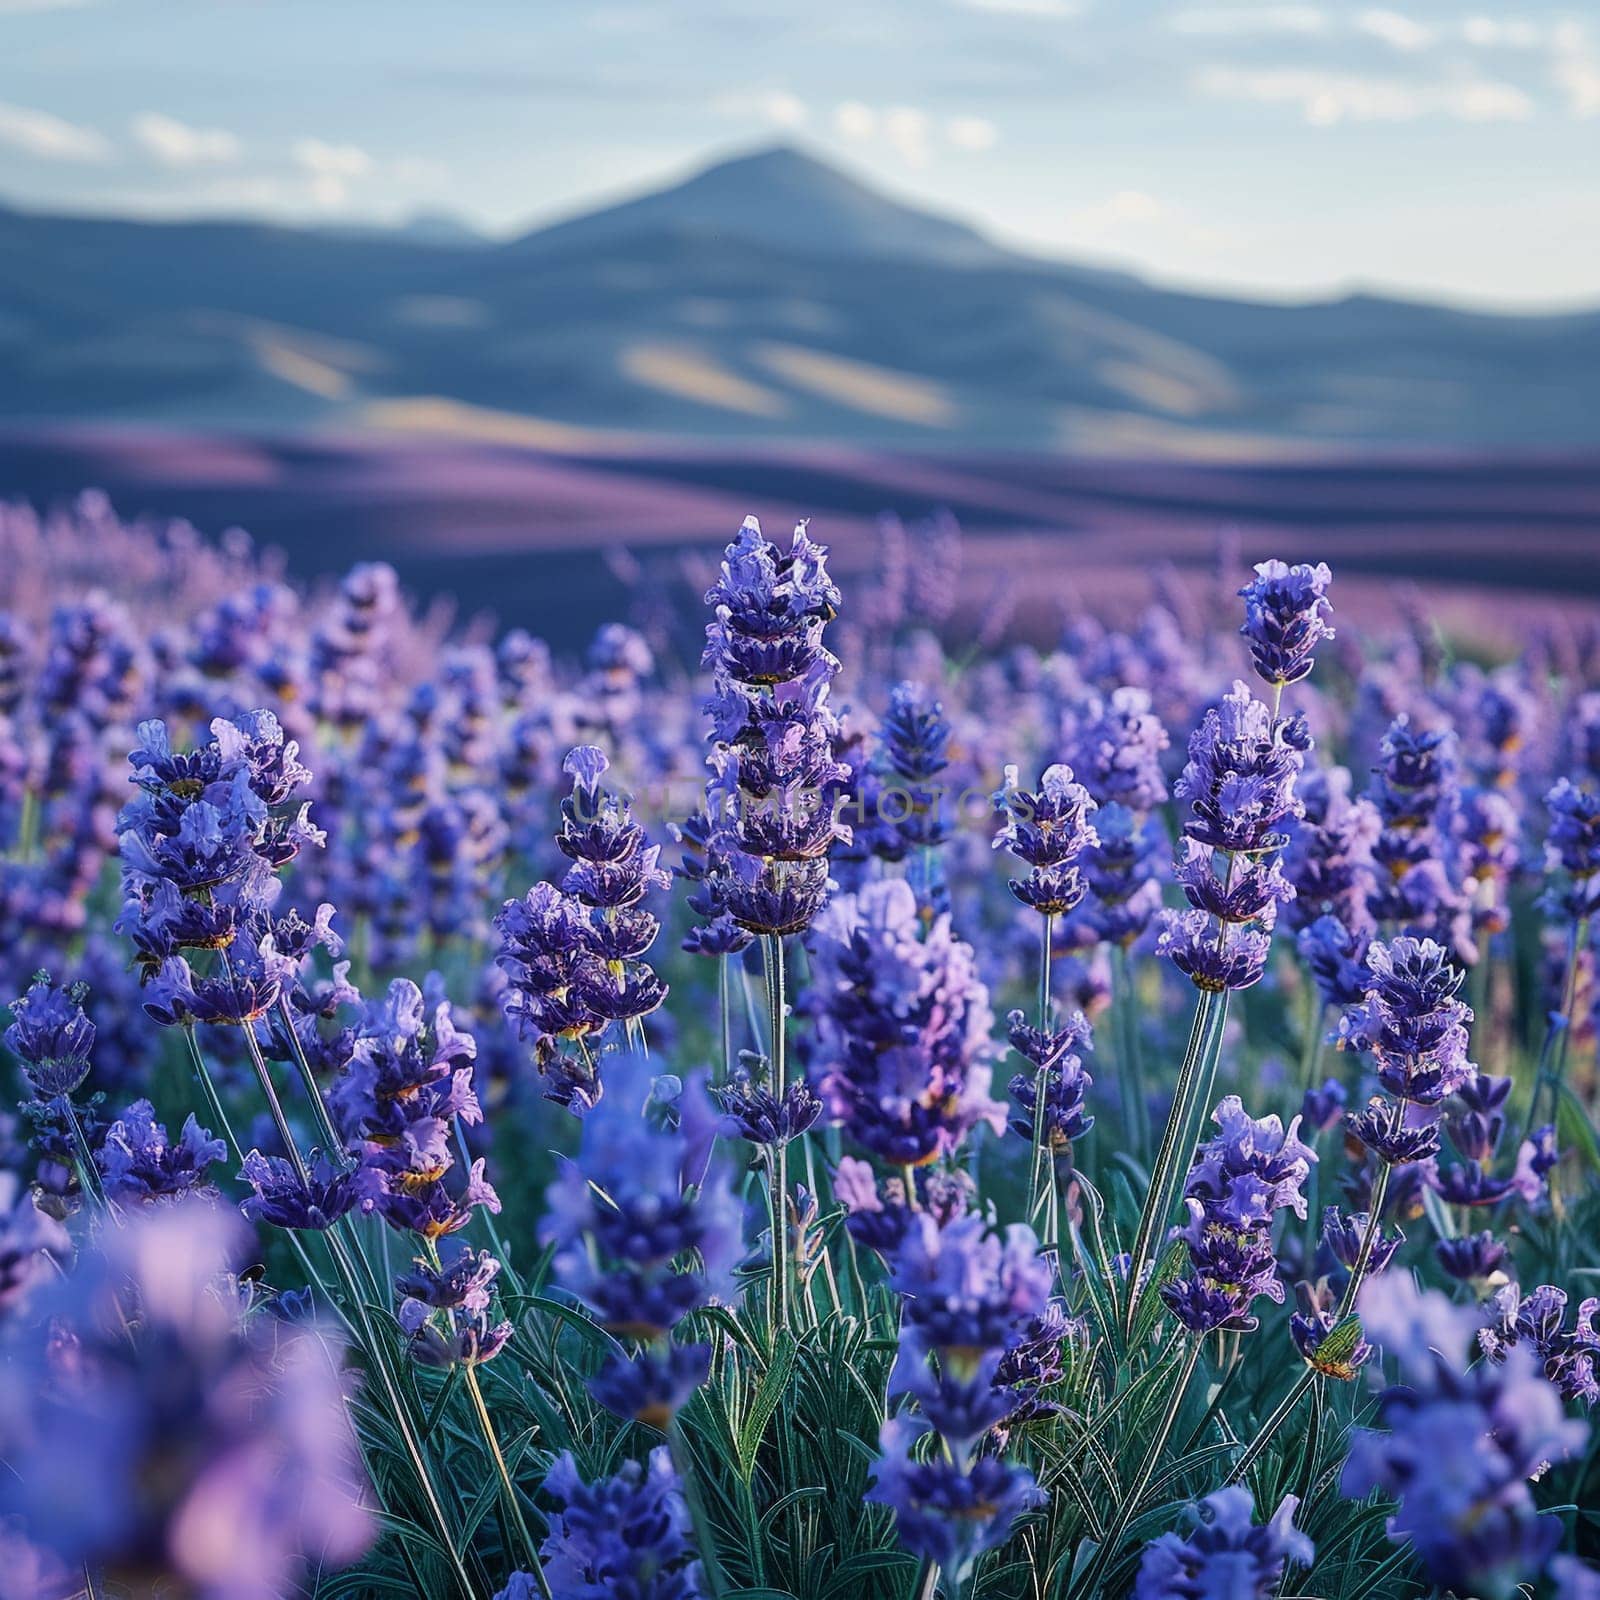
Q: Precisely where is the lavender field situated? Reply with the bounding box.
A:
[0,482,1598,1600]
[3,429,1597,650]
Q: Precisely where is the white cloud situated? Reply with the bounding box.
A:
[952,0,1081,14]
[1068,189,1164,236]
[1554,51,1600,117]
[1169,7,1328,37]
[836,102,996,160]
[1196,65,1533,124]
[1461,16,1547,50]
[0,100,109,160]
[710,89,808,129]
[292,138,373,208]
[132,112,239,167]
[883,106,931,165]
[1355,8,1433,52]
[946,114,999,151]
[834,101,877,140]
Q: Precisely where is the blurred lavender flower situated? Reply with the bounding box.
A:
[871,1213,1050,1574]
[1135,1486,1313,1600]
[808,879,1004,1167]
[1297,913,1371,1012]
[1347,1273,1588,1600]
[1545,778,1600,921]
[0,1201,373,1594]
[0,1171,69,1321]
[868,1416,1044,1576]
[541,1054,737,1427]
[1366,716,1473,958]
[1436,1229,1510,1284]
[1282,762,1377,935]
[532,1447,703,1599]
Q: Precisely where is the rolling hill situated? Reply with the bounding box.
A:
[1,144,1597,453]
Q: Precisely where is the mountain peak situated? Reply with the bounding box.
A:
[509,141,1011,268]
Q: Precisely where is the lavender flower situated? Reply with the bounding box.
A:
[332,977,500,1241]
[1158,680,1310,992]
[808,879,1005,1167]
[540,1055,737,1426]
[3,971,95,1098]
[1339,936,1475,1168]
[535,1448,703,1599]
[701,516,849,936]
[96,1099,225,1205]
[1346,1273,1588,1600]
[0,1201,373,1592]
[1135,1487,1313,1600]
[1237,559,1335,689]
[992,762,1099,917]
[496,746,669,1106]
[1006,1009,1095,1157]
[1480,1284,1600,1408]
[1162,1096,1314,1335]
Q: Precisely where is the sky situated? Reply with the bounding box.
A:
[2,0,1598,309]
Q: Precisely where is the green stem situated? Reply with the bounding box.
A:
[60,1097,109,1213]
[1112,944,1146,1157]
[186,1028,474,1599]
[1521,917,1587,1145]
[1226,1367,1316,1485]
[273,994,347,1159]
[1074,1341,1203,1598]
[718,953,733,1086]
[465,1363,548,1594]
[912,1555,942,1599]
[15,785,38,862]
[1299,995,1326,1094]
[1028,912,1056,1244]
[670,1417,728,1598]
[764,934,792,1336]
[1335,1137,1398,1321]
[1123,990,1227,1341]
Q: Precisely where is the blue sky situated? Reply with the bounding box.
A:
[2,0,1597,308]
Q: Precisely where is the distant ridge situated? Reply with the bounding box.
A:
[511,143,1015,268]
[0,143,1597,451]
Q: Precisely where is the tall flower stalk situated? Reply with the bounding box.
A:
[700,515,848,1333]
[993,764,1098,1243]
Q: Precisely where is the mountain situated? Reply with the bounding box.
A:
[512,143,1014,269]
[0,144,1597,453]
